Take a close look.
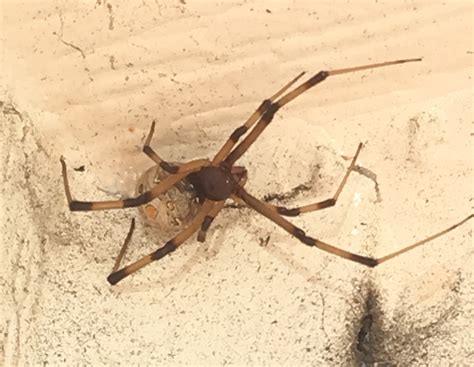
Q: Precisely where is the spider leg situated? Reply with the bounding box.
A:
[270,143,363,216]
[143,120,179,173]
[212,72,306,164]
[107,200,215,285]
[225,58,421,166]
[197,200,225,242]
[235,188,472,267]
[112,218,135,273]
[60,156,209,211]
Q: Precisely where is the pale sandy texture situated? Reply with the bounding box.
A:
[1,1,472,365]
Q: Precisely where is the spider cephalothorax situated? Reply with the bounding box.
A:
[60,57,472,285]
[188,165,239,201]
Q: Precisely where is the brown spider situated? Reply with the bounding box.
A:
[60,58,472,285]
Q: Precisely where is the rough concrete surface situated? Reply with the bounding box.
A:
[1,1,472,366]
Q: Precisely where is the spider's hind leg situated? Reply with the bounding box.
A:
[108,200,215,285]
[235,188,473,267]
[112,218,136,273]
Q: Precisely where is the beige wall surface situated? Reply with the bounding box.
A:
[1,1,472,365]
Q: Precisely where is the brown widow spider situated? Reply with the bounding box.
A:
[60,58,472,285]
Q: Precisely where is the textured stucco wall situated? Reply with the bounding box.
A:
[1,1,472,365]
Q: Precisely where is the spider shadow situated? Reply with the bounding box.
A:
[254,228,357,295]
[161,222,232,284]
[263,233,330,281]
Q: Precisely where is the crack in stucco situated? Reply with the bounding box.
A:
[56,10,86,59]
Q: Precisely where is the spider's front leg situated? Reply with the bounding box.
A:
[60,156,209,211]
[224,58,422,166]
[212,72,306,164]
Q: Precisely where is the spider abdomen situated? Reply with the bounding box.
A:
[136,165,199,235]
[191,166,236,201]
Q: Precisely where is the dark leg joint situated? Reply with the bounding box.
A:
[318,198,336,209]
[201,216,213,231]
[257,99,272,113]
[293,227,306,240]
[261,102,281,124]
[197,216,214,242]
[230,126,249,142]
[123,192,152,208]
[197,232,206,243]
[150,241,177,261]
[351,255,378,268]
[307,71,329,87]
[276,206,301,216]
[160,161,178,174]
[142,145,153,156]
[69,201,93,211]
[262,102,280,123]
[292,228,317,247]
[301,235,316,247]
[107,269,128,285]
